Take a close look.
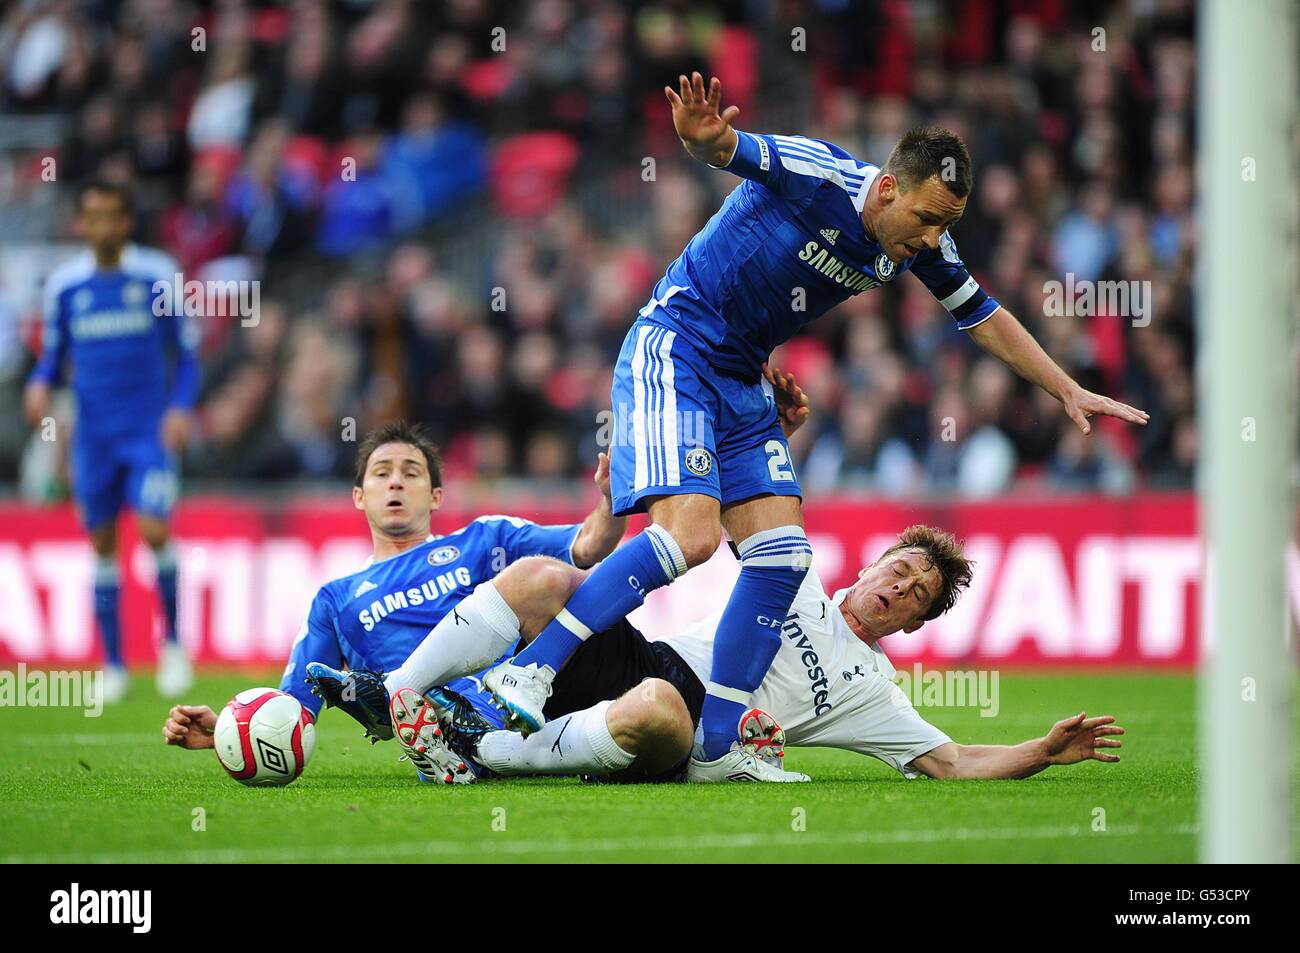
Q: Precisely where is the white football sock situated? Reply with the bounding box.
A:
[384,582,520,695]
[475,700,634,776]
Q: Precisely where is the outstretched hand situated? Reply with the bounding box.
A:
[1042,712,1125,765]
[664,72,739,164]
[1061,384,1149,435]
[764,362,811,437]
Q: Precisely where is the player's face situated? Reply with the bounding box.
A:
[840,547,942,641]
[873,174,966,263]
[353,442,441,538]
[75,190,133,253]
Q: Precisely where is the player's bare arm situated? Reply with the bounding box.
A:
[162,704,217,750]
[909,712,1125,780]
[967,306,1150,435]
[569,451,629,567]
[664,72,740,167]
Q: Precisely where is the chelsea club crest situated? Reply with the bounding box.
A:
[428,545,460,566]
[685,448,713,476]
[874,253,897,281]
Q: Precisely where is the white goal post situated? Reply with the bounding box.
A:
[1197,0,1297,864]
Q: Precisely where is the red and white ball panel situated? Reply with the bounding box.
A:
[214,687,316,787]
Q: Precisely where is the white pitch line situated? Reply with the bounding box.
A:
[2,823,1199,865]
[1,732,158,747]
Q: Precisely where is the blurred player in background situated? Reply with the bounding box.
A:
[22,180,199,702]
[483,74,1150,781]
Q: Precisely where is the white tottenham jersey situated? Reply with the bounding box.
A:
[655,569,951,778]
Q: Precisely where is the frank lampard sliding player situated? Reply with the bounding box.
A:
[476,73,1148,781]
[296,523,1126,785]
[160,420,629,761]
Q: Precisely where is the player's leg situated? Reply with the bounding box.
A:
[309,555,585,739]
[485,489,716,731]
[137,513,191,697]
[483,322,720,731]
[692,378,812,769]
[127,439,189,696]
[693,493,810,764]
[74,435,129,702]
[382,556,583,696]
[402,617,695,780]
[88,518,129,703]
[475,678,693,779]
[136,516,179,644]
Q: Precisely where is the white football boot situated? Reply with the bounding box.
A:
[688,708,809,782]
[390,688,475,785]
[155,641,193,698]
[686,743,810,782]
[100,665,130,705]
[738,708,788,769]
[482,659,555,735]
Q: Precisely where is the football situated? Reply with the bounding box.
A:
[213,688,316,787]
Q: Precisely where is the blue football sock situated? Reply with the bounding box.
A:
[154,544,179,643]
[94,557,124,668]
[514,524,687,672]
[700,525,811,760]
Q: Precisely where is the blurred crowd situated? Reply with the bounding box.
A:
[0,0,1202,496]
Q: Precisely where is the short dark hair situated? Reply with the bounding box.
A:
[353,421,442,487]
[77,178,134,215]
[876,524,974,622]
[882,127,973,199]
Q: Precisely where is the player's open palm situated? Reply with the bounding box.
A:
[163,704,218,750]
[664,72,739,155]
[1043,712,1124,765]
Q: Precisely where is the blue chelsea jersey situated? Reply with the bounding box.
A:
[281,515,581,716]
[644,131,1000,378]
[29,244,200,439]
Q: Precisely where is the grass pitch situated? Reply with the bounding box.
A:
[0,669,1286,863]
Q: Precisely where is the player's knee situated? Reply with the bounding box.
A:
[499,556,584,627]
[527,557,584,605]
[671,524,723,568]
[610,680,693,756]
[649,495,722,567]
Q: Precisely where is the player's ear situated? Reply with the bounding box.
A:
[430,486,444,510]
[352,485,364,511]
[902,619,924,634]
[877,173,897,202]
